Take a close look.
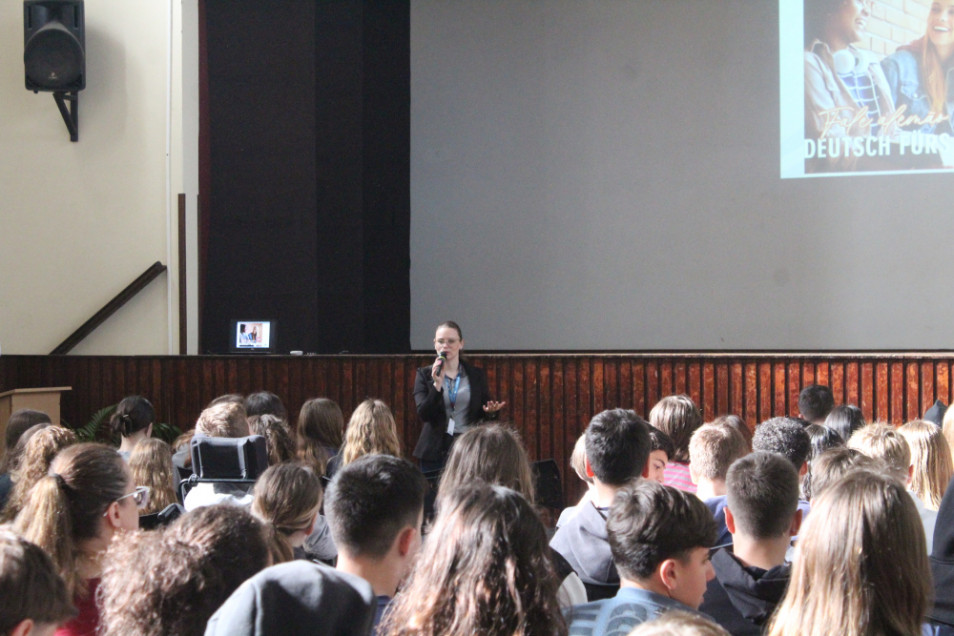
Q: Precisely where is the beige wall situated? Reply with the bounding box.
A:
[0,0,195,355]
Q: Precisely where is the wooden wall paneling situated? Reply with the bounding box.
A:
[537,358,551,460]
[875,362,889,422]
[688,360,702,415]
[757,362,772,423]
[829,363,845,406]
[938,362,951,410]
[671,360,685,397]
[906,362,921,422]
[564,359,579,443]
[890,362,905,422]
[728,361,743,418]
[645,360,658,410]
[704,361,717,420]
[659,359,673,400]
[741,361,756,425]
[773,362,787,418]
[618,358,632,410]
[802,361,815,386]
[815,360,829,387]
[860,362,874,420]
[845,361,860,411]
[631,361,646,417]
[590,358,604,415]
[578,358,593,424]
[787,361,800,418]
[921,360,935,422]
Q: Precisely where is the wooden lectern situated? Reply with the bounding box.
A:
[0,387,71,456]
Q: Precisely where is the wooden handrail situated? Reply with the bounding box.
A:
[50,261,167,354]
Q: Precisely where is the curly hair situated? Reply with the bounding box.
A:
[248,414,295,466]
[381,483,566,636]
[1,424,77,522]
[98,505,270,636]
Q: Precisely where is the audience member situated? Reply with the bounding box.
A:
[824,403,866,443]
[326,399,401,479]
[650,395,703,493]
[1,425,77,523]
[687,423,748,548]
[251,462,323,564]
[325,454,427,629]
[646,426,674,483]
[688,423,747,500]
[436,424,586,606]
[183,402,253,511]
[849,422,937,553]
[752,417,811,477]
[382,483,567,636]
[99,505,270,636]
[296,397,345,476]
[751,417,812,536]
[110,395,155,461]
[808,446,882,500]
[699,452,800,635]
[797,385,834,425]
[556,432,593,528]
[628,610,730,636]
[247,413,295,465]
[900,419,954,511]
[205,561,375,636]
[0,529,76,636]
[128,438,178,516]
[244,391,287,421]
[928,474,954,634]
[710,414,752,453]
[13,443,144,636]
[564,480,717,635]
[437,424,534,510]
[0,410,52,510]
[800,423,843,500]
[766,470,929,636]
[550,409,651,600]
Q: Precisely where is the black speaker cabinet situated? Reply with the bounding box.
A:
[24,0,85,92]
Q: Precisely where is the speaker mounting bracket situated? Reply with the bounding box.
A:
[52,90,78,142]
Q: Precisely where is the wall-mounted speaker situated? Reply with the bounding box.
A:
[24,0,85,92]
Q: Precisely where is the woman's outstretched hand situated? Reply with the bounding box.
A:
[482,400,506,414]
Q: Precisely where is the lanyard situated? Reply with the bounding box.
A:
[445,374,461,409]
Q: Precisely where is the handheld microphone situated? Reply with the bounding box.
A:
[435,351,447,375]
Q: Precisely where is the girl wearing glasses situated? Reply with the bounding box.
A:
[12,443,146,636]
[412,321,506,473]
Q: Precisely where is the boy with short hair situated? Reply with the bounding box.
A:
[699,452,801,635]
[688,423,749,547]
[565,480,717,636]
[324,454,427,628]
[550,409,652,599]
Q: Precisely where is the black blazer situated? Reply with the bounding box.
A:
[412,359,493,461]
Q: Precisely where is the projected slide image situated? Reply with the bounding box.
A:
[781,0,954,177]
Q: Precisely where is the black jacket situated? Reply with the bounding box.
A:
[699,547,790,635]
[412,360,492,461]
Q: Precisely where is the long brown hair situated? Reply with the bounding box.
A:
[341,399,401,467]
[13,443,130,597]
[1,424,77,522]
[766,469,930,636]
[296,398,345,475]
[129,438,178,514]
[382,483,566,636]
[251,462,322,564]
[437,424,535,509]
